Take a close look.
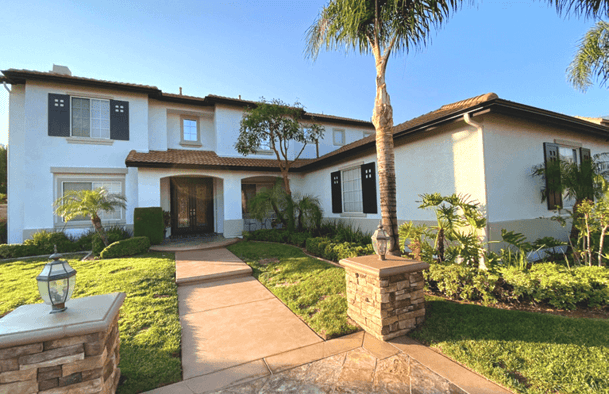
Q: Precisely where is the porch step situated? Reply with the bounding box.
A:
[151,237,240,252]
[175,248,253,287]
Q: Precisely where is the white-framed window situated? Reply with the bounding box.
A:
[180,116,201,145]
[55,175,126,227]
[259,135,272,151]
[342,167,363,213]
[71,97,110,139]
[333,129,345,146]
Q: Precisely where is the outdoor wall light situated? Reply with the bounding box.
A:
[36,246,77,314]
[371,222,389,261]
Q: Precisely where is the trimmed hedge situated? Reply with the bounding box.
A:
[243,229,374,262]
[425,263,609,310]
[134,207,164,245]
[100,236,151,259]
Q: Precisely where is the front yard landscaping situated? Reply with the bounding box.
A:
[227,241,359,339]
[0,252,181,394]
[230,241,609,394]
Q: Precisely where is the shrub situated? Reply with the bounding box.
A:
[500,263,609,310]
[0,243,42,259]
[24,230,77,255]
[243,229,290,243]
[99,236,151,259]
[319,221,372,245]
[288,231,311,247]
[425,264,500,305]
[134,207,164,245]
[305,236,374,262]
[92,226,132,255]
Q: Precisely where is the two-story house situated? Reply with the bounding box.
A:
[0,66,375,244]
[3,66,609,251]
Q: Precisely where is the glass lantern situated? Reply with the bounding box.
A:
[371,222,389,260]
[36,247,77,314]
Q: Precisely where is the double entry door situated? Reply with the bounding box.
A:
[171,177,214,235]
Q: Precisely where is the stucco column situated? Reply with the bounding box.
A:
[223,175,243,238]
[137,172,161,208]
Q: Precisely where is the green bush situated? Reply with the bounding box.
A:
[501,263,609,310]
[425,264,499,305]
[242,229,290,243]
[92,226,132,255]
[134,207,164,245]
[305,236,374,262]
[0,243,42,259]
[99,236,151,259]
[24,230,78,255]
[319,221,372,245]
[288,231,311,247]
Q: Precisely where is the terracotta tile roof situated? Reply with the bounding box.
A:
[574,116,609,127]
[125,149,314,171]
[1,68,373,128]
[298,93,500,169]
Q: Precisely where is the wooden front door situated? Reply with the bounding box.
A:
[171,177,214,235]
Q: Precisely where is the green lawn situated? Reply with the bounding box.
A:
[227,241,358,339]
[0,252,181,394]
[411,295,609,394]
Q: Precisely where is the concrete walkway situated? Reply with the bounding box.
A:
[145,246,512,394]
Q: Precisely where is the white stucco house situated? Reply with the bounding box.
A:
[3,66,609,249]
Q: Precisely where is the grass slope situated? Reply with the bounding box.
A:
[228,241,358,339]
[412,296,609,393]
[0,252,181,394]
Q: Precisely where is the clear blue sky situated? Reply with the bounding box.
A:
[0,0,606,146]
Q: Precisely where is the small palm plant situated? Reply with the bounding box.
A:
[54,187,127,247]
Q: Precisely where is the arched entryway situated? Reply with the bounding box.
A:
[170,176,215,236]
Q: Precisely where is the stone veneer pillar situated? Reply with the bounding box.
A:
[0,292,125,394]
[340,255,429,341]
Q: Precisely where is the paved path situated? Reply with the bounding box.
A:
[145,246,512,394]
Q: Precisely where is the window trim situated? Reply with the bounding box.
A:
[54,175,126,228]
[333,129,345,146]
[180,115,202,147]
[341,165,364,214]
[70,96,111,140]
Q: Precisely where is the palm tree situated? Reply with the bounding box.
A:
[54,187,127,247]
[305,0,460,255]
[567,21,609,91]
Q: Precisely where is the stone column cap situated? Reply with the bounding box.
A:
[340,255,429,278]
[0,292,126,349]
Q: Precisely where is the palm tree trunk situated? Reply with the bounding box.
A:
[372,57,400,256]
[91,216,109,246]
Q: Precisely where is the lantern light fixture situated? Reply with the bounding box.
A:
[371,222,389,260]
[36,245,77,314]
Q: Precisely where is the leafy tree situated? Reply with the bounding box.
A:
[54,188,127,247]
[235,98,324,196]
[306,0,460,255]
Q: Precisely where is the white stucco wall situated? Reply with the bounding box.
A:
[7,80,150,243]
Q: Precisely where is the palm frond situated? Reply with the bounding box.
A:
[545,0,609,18]
[567,20,609,91]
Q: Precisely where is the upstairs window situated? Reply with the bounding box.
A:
[48,93,129,141]
[183,119,198,141]
[333,129,345,146]
[72,98,110,138]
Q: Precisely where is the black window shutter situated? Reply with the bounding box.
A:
[331,171,342,214]
[110,100,129,140]
[48,94,70,137]
[580,147,593,200]
[543,142,562,210]
[361,162,378,214]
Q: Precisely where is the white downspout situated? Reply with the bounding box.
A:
[463,112,490,270]
[3,82,10,93]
